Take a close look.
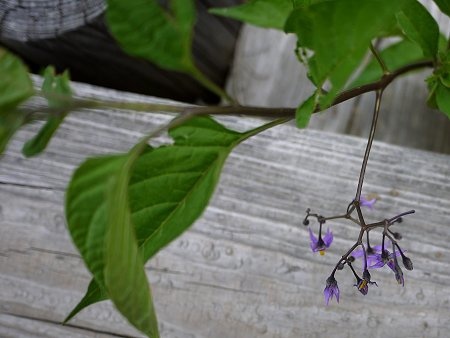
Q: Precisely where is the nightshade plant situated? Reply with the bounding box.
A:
[1,0,450,336]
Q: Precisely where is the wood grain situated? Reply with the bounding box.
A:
[226,0,450,154]
[0,0,105,41]
[0,77,449,337]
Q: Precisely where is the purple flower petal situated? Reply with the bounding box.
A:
[360,196,377,209]
[323,228,333,247]
[352,245,382,258]
[387,260,396,271]
[309,228,319,252]
[309,228,318,244]
[369,257,386,269]
[324,276,339,305]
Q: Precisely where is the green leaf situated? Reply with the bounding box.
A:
[63,279,108,324]
[131,117,245,260]
[0,48,34,112]
[0,110,25,154]
[66,147,159,337]
[22,67,72,157]
[65,116,283,327]
[285,0,405,107]
[292,0,310,7]
[106,0,196,72]
[435,80,450,119]
[292,0,329,8]
[396,0,439,58]
[104,153,160,337]
[64,117,254,330]
[295,93,317,128]
[0,48,34,154]
[210,0,293,30]
[433,0,450,17]
[351,40,424,88]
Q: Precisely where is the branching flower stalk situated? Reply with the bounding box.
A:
[303,51,416,304]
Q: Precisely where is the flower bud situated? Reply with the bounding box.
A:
[402,256,413,270]
[393,232,402,240]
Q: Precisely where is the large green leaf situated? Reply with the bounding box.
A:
[0,49,34,153]
[0,48,34,112]
[350,40,425,88]
[210,0,293,30]
[22,67,72,157]
[285,0,405,107]
[106,0,195,72]
[433,0,450,17]
[65,116,277,331]
[396,0,439,58]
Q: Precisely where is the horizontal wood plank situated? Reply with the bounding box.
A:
[0,77,449,337]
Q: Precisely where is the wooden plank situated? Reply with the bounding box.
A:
[0,77,449,337]
[226,0,450,154]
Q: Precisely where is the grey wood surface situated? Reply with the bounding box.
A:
[226,0,450,154]
[0,77,449,338]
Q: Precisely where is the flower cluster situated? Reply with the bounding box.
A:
[303,196,414,305]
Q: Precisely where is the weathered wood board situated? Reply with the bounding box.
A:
[0,78,449,337]
[226,0,450,154]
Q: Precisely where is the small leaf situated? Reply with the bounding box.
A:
[350,40,424,88]
[0,110,25,154]
[433,0,450,17]
[435,80,450,119]
[0,48,33,153]
[210,0,293,30]
[426,74,439,109]
[396,0,439,58]
[22,67,72,157]
[106,0,196,72]
[296,93,317,128]
[285,0,405,107]
[0,48,34,112]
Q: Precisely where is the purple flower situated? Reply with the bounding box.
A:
[360,196,376,209]
[324,276,340,305]
[352,245,382,266]
[355,277,369,295]
[309,228,333,255]
[354,270,377,295]
[369,249,402,269]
